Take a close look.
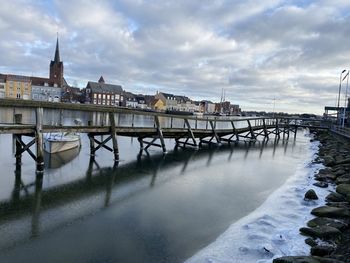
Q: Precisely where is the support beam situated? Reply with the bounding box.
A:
[109,112,119,161]
[262,119,269,139]
[247,120,257,140]
[35,108,44,171]
[175,119,198,148]
[154,116,166,153]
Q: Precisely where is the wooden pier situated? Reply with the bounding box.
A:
[0,99,329,171]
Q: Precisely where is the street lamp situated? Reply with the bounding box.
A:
[337,69,347,124]
[342,70,350,127]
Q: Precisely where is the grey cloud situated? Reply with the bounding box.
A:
[1,0,350,114]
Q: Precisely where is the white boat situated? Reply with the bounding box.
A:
[43,132,81,153]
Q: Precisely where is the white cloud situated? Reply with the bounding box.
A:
[1,0,350,114]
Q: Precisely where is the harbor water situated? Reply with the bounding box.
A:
[0,113,318,262]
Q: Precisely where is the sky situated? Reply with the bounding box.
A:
[1,0,350,114]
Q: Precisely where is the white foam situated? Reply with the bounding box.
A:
[185,137,332,263]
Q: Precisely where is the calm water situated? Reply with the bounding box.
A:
[0,126,310,263]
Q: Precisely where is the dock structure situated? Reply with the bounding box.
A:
[0,99,329,171]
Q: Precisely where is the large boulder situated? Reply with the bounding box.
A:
[305,189,319,200]
[307,217,348,231]
[336,184,350,197]
[335,157,350,165]
[326,192,346,202]
[323,156,335,166]
[313,182,328,188]
[273,256,344,263]
[310,245,335,257]
[299,226,341,239]
[311,206,350,218]
[335,175,350,185]
[273,256,320,263]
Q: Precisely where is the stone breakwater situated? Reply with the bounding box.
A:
[274,130,350,263]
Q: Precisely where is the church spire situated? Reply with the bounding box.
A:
[54,36,60,63]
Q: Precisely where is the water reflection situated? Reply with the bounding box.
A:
[44,147,81,169]
[0,137,304,262]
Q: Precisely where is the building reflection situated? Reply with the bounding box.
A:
[0,138,289,247]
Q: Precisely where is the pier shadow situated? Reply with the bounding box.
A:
[0,137,292,244]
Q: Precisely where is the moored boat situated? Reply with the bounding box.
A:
[43,132,81,153]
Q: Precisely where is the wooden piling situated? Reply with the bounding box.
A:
[109,112,119,161]
[155,116,166,153]
[35,108,44,171]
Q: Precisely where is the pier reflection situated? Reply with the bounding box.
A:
[0,138,292,250]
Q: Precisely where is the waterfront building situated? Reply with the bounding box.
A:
[135,95,147,109]
[85,76,124,106]
[31,78,61,102]
[201,100,216,113]
[151,98,166,111]
[124,92,138,108]
[4,74,31,100]
[230,104,241,115]
[155,92,177,110]
[62,86,84,103]
[0,74,5,98]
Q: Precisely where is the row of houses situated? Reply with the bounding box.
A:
[0,37,241,115]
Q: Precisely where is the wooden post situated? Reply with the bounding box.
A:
[59,109,63,126]
[209,120,221,144]
[88,121,95,157]
[184,118,197,147]
[275,118,280,139]
[14,114,22,124]
[247,120,256,140]
[262,118,268,139]
[35,108,44,171]
[231,121,239,141]
[109,112,119,161]
[155,116,166,153]
[13,114,22,164]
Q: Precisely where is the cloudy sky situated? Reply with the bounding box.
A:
[1,0,350,114]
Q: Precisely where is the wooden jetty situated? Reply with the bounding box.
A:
[0,99,329,171]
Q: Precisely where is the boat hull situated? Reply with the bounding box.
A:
[44,134,81,153]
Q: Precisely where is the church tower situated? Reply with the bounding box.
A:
[49,37,64,87]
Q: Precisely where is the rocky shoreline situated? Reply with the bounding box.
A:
[273,130,350,263]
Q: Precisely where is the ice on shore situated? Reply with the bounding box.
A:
[186,138,331,263]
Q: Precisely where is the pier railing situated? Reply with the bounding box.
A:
[0,99,328,170]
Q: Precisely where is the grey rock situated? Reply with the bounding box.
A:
[313,182,328,188]
[273,256,320,263]
[305,237,318,247]
[311,245,334,256]
[311,206,350,218]
[307,217,347,231]
[336,184,350,197]
[326,192,346,202]
[324,156,336,166]
[305,189,319,200]
[335,175,350,185]
[299,226,341,239]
